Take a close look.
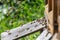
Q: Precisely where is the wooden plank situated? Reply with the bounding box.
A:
[45,4,53,34]
[57,0,60,35]
[52,0,58,33]
[57,16,60,40]
[36,29,52,40]
[48,0,52,12]
[57,33,60,40]
[43,33,52,40]
[47,11,53,34]
[1,18,46,40]
[51,33,58,40]
[36,29,48,40]
[55,0,60,40]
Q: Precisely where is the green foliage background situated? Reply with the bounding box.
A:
[0,0,44,40]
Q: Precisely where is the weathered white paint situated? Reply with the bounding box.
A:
[36,29,48,40]
[1,19,46,40]
[43,33,52,40]
[36,29,52,40]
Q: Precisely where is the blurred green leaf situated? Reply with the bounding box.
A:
[0,0,45,40]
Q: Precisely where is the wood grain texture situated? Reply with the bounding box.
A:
[36,29,52,40]
[1,18,46,40]
[36,29,48,40]
[45,4,53,34]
